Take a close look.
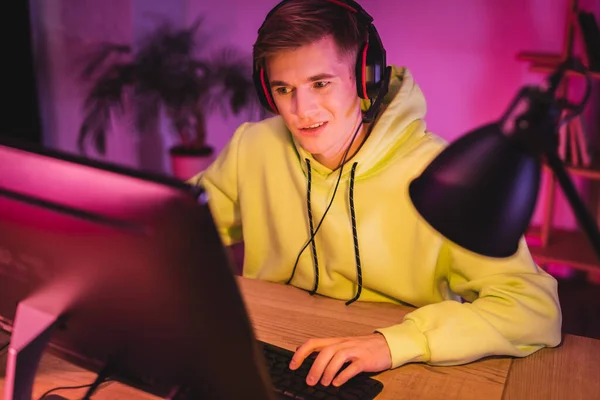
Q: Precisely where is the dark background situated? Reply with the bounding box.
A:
[0,1,43,145]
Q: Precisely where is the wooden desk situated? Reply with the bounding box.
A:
[1,277,599,399]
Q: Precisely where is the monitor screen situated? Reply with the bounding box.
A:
[0,138,274,399]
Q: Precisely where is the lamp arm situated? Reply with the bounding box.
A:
[544,151,600,261]
[502,58,600,261]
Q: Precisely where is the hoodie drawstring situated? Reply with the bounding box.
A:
[345,162,362,305]
[305,159,320,295]
[287,159,363,304]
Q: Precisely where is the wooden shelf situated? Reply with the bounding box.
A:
[516,51,600,79]
[526,226,600,272]
[542,157,600,181]
[529,62,600,79]
[565,162,600,180]
[516,51,563,64]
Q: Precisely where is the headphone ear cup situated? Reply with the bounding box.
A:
[355,42,370,99]
[355,25,387,100]
[253,67,279,114]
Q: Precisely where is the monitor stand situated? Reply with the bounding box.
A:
[4,299,63,400]
[3,298,204,400]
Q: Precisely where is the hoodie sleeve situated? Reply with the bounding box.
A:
[375,237,562,368]
[186,123,251,246]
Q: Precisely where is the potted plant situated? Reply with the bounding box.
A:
[77,16,267,178]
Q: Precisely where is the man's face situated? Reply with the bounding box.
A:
[266,35,362,166]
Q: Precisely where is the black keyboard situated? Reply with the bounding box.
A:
[259,341,384,400]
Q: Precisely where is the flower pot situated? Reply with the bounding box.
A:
[169,145,215,181]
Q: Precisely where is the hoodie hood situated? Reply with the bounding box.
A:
[293,66,428,178]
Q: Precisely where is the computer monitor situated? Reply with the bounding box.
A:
[0,138,275,399]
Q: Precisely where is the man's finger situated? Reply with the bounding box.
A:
[319,350,354,386]
[332,361,364,387]
[289,337,345,370]
[304,345,341,385]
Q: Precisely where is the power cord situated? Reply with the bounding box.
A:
[37,379,113,400]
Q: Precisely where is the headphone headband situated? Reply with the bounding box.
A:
[258,0,373,34]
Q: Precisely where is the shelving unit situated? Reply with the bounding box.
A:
[527,225,599,273]
[527,163,600,274]
[518,0,600,275]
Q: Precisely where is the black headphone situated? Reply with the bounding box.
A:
[252,0,388,115]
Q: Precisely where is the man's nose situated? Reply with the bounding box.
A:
[292,89,318,118]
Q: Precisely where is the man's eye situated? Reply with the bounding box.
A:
[314,81,330,89]
[275,87,291,95]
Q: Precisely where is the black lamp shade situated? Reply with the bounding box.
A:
[408,123,541,258]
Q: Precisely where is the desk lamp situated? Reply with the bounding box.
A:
[408,59,600,260]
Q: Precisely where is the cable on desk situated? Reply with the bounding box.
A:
[37,379,113,400]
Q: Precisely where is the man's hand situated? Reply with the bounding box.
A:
[289,333,392,387]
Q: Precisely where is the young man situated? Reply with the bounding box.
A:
[190,0,562,389]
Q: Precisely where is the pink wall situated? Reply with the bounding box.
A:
[29,0,600,229]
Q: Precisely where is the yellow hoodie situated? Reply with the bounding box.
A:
[191,66,562,369]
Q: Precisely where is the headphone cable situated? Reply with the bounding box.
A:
[286,102,381,288]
